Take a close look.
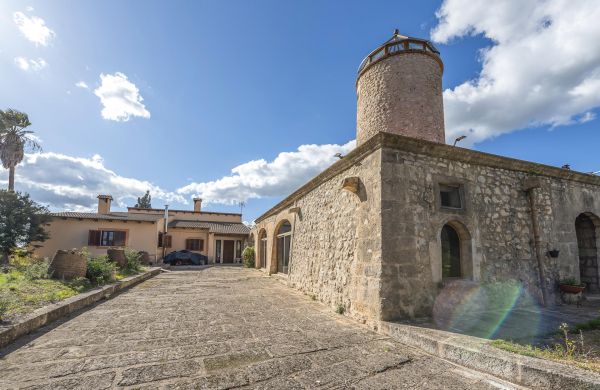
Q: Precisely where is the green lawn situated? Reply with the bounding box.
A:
[0,270,90,321]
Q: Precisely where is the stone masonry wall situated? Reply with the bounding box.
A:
[253,150,383,324]
[356,53,445,146]
[380,146,600,320]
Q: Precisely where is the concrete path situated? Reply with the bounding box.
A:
[0,267,524,389]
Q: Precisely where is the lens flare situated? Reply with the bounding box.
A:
[433,280,542,342]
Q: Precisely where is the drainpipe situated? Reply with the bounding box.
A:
[163,204,169,261]
[524,177,549,307]
[290,201,298,274]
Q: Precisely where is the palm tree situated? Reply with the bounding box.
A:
[0,109,41,191]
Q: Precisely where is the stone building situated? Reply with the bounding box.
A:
[250,31,600,324]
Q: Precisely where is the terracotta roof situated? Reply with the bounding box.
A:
[127,207,241,216]
[168,220,250,235]
[51,211,162,222]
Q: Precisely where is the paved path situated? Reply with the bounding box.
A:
[0,267,523,389]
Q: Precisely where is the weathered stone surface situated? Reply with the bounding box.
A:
[107,248,127,268]
[0,267,514,389]
[252,131,600,323]
[50,249,87,279]
[357,52,445,146]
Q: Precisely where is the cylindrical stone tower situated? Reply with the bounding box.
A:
[356,30,445,146]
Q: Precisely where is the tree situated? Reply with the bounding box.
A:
[0,109,41,191]
[135,190,152,208]
[0,191,50,266]
[242,246,255,268]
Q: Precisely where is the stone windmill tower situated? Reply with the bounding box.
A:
[356,30,445,145]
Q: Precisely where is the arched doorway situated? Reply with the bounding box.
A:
[441,224,462,278]
[576,213,599,293]
[258,229,267,269]
[276,221,292,274]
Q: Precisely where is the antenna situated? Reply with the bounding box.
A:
[239,201,246,215]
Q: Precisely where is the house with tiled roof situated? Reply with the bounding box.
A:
[34,195,250,264]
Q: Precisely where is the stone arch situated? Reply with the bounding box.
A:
[432,219,474,283]
[257,228,268,269]
[272,219,293,274]
[576,212,600,293]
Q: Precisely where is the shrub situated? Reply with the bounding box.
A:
[86,255,117,285]
[22,259,50,280]
[336,304,346,315]
[560,278,581,286]
[8,255,49,280]
[123,249,143,274]
[242,246,255,268]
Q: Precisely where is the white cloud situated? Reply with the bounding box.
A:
[13,11,55,46]
[94,72,151,121]
[178,140,356,205]
[14,56,47,71]
[75,81,89,89]
[431,0,600,144]
[0,152,185,211]
[26,6,34,12]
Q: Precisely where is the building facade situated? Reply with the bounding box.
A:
[251,31,600,324]
[35,196,250,264]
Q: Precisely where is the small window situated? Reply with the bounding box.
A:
[88,230,126,247]
[440,185,462,209]
[158,232,172,248]
[186,239,204,251]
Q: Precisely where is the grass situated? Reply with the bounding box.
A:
[0,270,90,321]
[0,250,147,322]
[492,339,600,372]
[115,266,148,281]
[491,321,600,373]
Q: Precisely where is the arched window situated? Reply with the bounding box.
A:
[576,213,599,293]
[276,221,292,274]
[441,224,461,278]
[258,229,267,269]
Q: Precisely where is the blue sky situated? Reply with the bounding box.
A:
[1,0,599,222]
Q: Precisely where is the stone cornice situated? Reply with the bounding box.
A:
[255,132,600,223]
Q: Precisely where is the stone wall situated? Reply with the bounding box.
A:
[356,53,445,146]
[253,133,600,323]
[253,150,383,324]
[380,146,600,320]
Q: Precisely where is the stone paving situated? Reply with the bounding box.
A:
[0,267,523,389]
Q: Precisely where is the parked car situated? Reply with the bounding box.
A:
[163,250,208,266]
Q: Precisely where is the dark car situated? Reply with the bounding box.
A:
[163,250,208,266]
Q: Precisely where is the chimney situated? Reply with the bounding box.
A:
[97,195,113,214]
[193,198,203,212]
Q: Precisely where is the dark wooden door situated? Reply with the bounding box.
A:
[223,240,235,263]
[577,214,599,292]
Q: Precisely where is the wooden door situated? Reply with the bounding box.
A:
[223,240,235,263]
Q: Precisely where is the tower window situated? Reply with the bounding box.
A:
[440,185,462,209]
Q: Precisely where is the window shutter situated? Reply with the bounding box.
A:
[88,230,101,246]
[165,235,172,248]
[158,232,163,247]
[114,231,126,246]
[199,239,204,251]
[185,239,191,250]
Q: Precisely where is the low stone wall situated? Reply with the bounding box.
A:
[380,321,600,389]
